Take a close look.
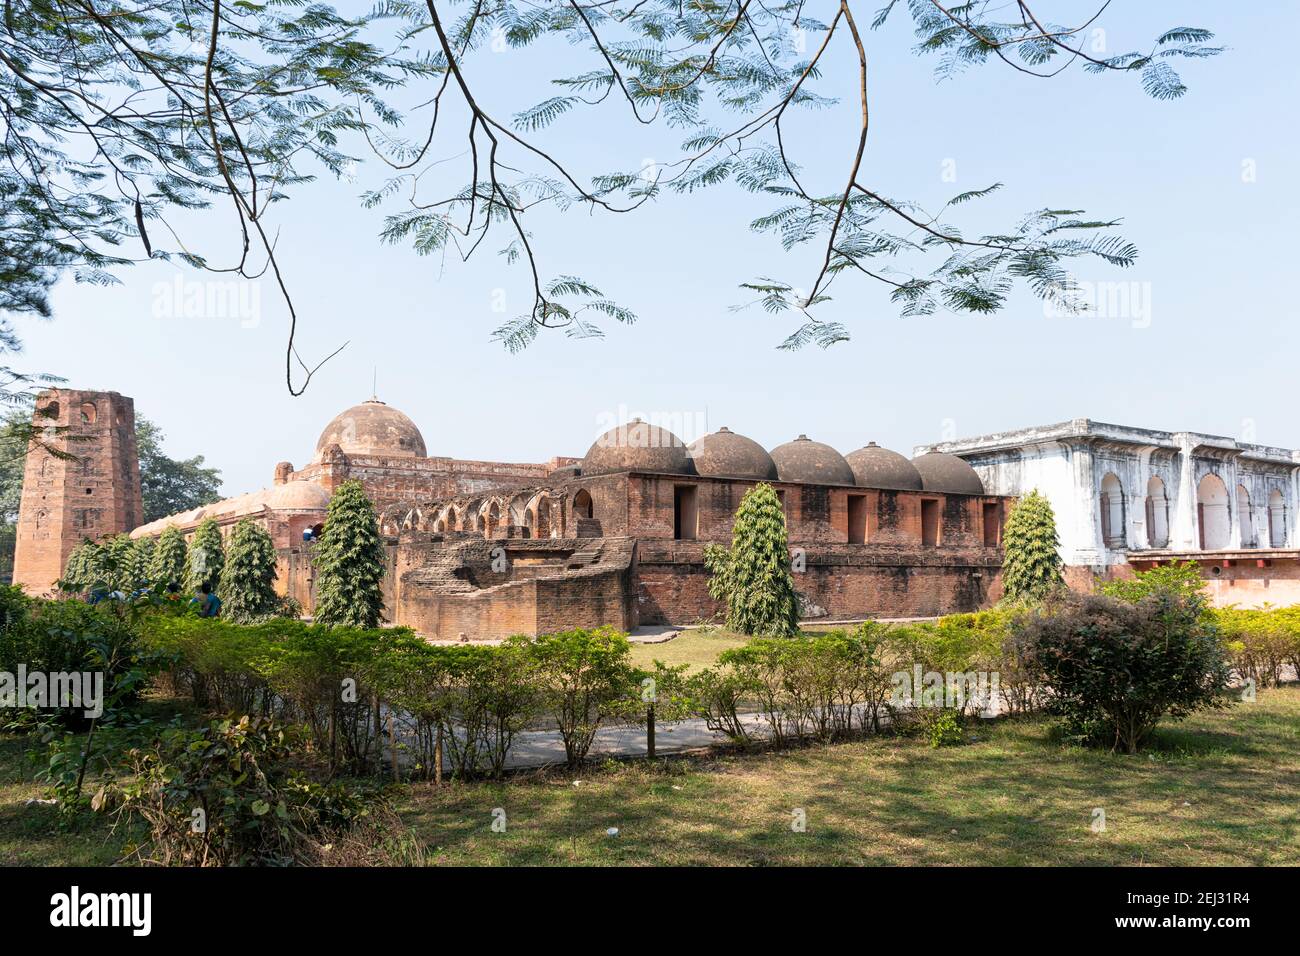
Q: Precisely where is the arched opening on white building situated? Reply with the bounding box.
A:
[1197,474,1230,550]
[1237,485,1255,547]
[1099,473,1126,549]
[1269,489,1287,548]
[1145,476,1169,548]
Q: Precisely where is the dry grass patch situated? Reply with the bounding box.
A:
[397,687,1300,866]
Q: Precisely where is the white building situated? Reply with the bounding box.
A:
[916,419,1300,574]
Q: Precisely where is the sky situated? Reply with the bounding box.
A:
[16,1,1300,497]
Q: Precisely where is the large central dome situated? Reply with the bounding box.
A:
[314,399,427,460]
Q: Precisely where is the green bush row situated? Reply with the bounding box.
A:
[1213,605,1300,687]
[139,616,642,776]
[0,585,154,727]
[684,612,1034,749]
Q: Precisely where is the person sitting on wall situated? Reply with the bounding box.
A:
[194,581,222,618]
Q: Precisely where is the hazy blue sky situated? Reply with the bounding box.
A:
[18,1,1299,497]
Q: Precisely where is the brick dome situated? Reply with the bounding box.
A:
[912,452,984,495]
[265,481,330,511]
[688,427,778,481]
[314,399,426,461]
[769,435,855,485]
[845,442,924,491]
[582,418,691,476]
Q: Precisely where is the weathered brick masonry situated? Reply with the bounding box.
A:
[22,396,1011,638]
[13,390,142,595]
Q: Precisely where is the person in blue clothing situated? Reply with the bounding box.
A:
[196,581,222,618]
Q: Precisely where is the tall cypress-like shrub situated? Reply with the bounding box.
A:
[219,518,281,623]
[704,482,800,637]
[62,539,106,592]
[150,526,188,590]
[312,480,386,629]
[122,536,155,589]
[185,517,225,593]
[1002,490,1064,602]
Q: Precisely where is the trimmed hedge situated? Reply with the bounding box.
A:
[1214,606,1300,688]
[138,617,639,775]
[131,595,1296,772]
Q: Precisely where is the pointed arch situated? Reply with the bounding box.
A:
[1197,474,1229,550]
[1099,473,1126,549]
[1269,489,1287,548]
[1237,485,1255,547]
[1145,476,1169,548]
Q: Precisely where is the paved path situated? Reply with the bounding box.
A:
[503,712,772,770]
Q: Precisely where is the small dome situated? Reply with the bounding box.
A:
[547,464,582,480]
[265,481,330,511]
[315,399,426,461]
[912,452,984,495]
[688,427,778,481]
[769,435,855,485]
[845,442,923,491]
[581,418,691,476]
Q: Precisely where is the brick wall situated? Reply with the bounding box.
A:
[633,541,1003,624]
[14,389,142,595]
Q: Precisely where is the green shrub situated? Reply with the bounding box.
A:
[219,519,280,623]
[312,479,386,629]
[521,627,638,767]
[713,625,898,745]
[1214,606,1297,688]
[149,526,188,592]
[1016,589,1233,753]
[105,716,379,866]
[1098,560,1207,606]
[922,709,963,748]
[685,664,755,743]
[0,593,152,727]
[185,518,225,594]
[1001,490,1064,601]
[704,483,799,637]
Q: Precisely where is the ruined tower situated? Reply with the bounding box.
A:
[12,389,143,595]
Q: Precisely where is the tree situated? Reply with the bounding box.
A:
[185,518,225,594]
[1017,589,1233,753]
[149,526,188,591]
[521,628,637,768]
[1098,560,1207,607]
[312,480,386,628]
[122,537,155,590]
[61,539,107,594]
[219,519,280,623]
[1001,490,1064,603]
[137,419,222,524]
[1,1,1220,388]
[704,483,799,637]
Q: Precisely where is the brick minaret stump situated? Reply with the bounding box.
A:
[12,389,143,595]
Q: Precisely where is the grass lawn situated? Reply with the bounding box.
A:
[0,734,129,866]
[396,687,1300,866]
[5,682,1297,867]
[628,627,750,671]
[627,622,904,673]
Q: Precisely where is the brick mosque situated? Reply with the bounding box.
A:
[22,389,1298,637]
[13,389,1010,637]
